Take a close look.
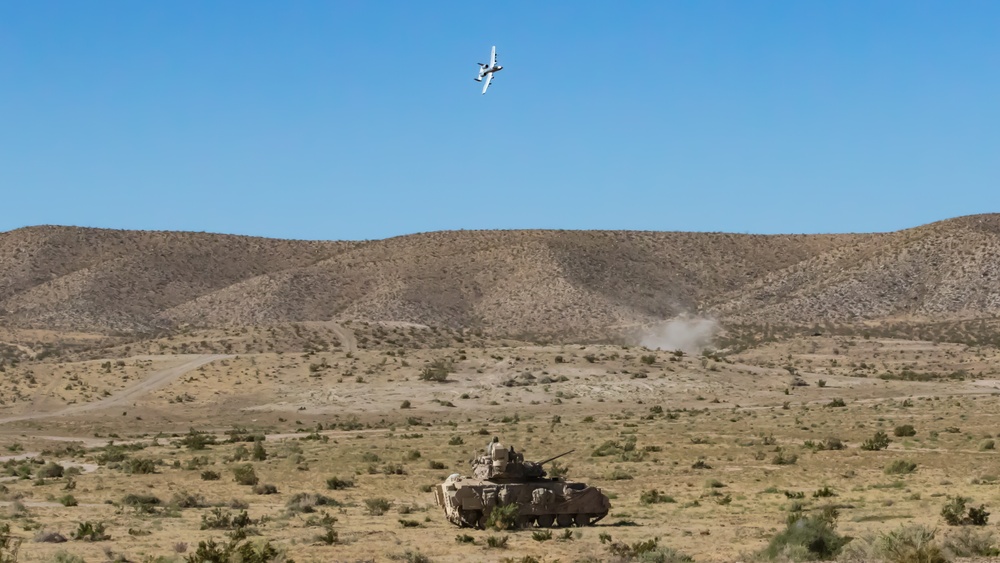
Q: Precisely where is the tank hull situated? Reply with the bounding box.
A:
[435,475,611,529]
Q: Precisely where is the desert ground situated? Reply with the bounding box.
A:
[1,321,1000,562]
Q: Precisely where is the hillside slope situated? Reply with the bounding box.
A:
[1,216,998,336]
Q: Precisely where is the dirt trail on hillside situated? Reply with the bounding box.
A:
[301,320,356,352]
[0,354,231,425]
[0,340,37,358]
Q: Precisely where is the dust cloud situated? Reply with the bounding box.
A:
[638,316,719,354]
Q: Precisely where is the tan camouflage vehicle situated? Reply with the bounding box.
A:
[434,439,611,528]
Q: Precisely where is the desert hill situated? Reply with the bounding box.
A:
[1,215,998,337]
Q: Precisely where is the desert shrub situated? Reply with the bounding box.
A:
[326,476,354,490]
[400,550,431,563]
[640,489,676,505]
[486,535,509,549]
[427,460,446,470]
[400,400,412,409]
[171,492,207,509]
[58,494,78,507]
[691,459,712,469]
[200,470,221,481]
[486,503,520,531]
[252,483,278,495]
[861,431,891,451]
[200,508,256,530]
[364,497,391,516]
[399,518,422,528]
[532,529,552,542]
[123,458,157,474]
[315,525,338,545]
[605,536,693,562]
[547,461,569,478]
[180,428,217,451]
[122,493,162,514]
[232,464,259,486]
[251,440,267,461]
[813,486,836,498]
[287,492,340,514]
[826,398,846,408]
[186,537,282,563]
[885,460,918,475]
[771,450,798,465]
[419,359,454,382]
[605,467,634,480]
[448,436,464,446]
[71,521,110,541]
[941,496,989,526]
[840,525,946,563]
[37,462,64,479]
[455,533,475,544]
[382,463,406,475]
[757,510,849,560]
[981,440,996,451]
[943,527,1000,557]
[231,444,250,461]
[893,425,917,437]
[49,552,85,563]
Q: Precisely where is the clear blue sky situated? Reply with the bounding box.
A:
[2,2,997,240]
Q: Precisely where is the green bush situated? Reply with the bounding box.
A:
[893,425,917,437]
[58,494,78,507]
[757,510,849,560]
[486,504,519,531]
[486,535,509,549]
[861,431,891,451]
[232,464,258,486]
[71,521,110,541]
[941,496,989,526]
[200,508,256,530]
[419,359,454,382]
[251,440,267,461]
[123,458,157,474]
[200,470,221,481]
[180,428,217,451]
[532,529,552,542]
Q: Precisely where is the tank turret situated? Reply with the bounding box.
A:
[472,442,575,481]
[434,441,610,529]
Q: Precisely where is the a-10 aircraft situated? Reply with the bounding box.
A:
[475,45,503,95]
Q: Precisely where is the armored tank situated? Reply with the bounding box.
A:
[434,440,611,529]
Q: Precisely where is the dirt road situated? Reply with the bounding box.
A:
[0,354,231,425]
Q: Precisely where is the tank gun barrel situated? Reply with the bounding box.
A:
[537,449,574,466]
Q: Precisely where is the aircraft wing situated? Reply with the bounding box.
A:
[481,72,493,94]
[491,46,497,67]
